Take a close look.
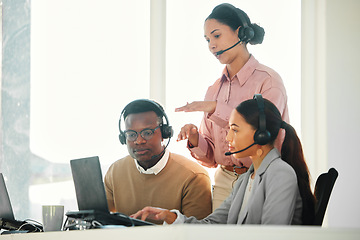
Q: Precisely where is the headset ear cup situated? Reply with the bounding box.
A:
[239,26,254,43]
[254,129,271,145]
[161,125,173,139]
[244,27,254,42]
[119,132,126,145]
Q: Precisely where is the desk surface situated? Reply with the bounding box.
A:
[1,225,359,240]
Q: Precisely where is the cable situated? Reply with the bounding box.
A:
[63,216,70,231]
[19,219,43,232]
[18,222,43,232]
[91,220,103,228]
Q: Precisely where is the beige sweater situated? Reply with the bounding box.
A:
[104,152,212,224]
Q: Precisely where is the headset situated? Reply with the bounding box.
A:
[214,4,255,55]
[225,94,272,156]
[118,99,173,145]
[235,7,254,43]
[253,94,271,145]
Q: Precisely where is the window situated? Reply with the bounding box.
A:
[29,0,150,221]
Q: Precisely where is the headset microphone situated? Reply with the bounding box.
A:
[225,142,255,156]
[216,40,241,55]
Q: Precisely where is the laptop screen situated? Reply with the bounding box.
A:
[0,173,15,220]
[70,156,109,213]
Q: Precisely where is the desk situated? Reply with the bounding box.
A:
[1,225,359,240]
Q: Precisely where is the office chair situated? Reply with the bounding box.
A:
[313,167,338,226]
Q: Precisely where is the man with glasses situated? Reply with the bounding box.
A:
[104,99,212,224]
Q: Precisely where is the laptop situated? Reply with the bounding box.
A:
[67,156,154,227]
[0,173,42,233]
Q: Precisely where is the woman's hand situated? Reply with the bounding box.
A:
[175,101,217,114]
[130,207,177,224]
[177,124,199,147]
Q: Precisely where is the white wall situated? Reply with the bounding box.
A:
[326,0,360,228]
[302,0,360,228]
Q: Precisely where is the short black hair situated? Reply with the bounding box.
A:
[123,99,164,121]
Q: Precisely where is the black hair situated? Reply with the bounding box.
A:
[123,99,164,124]
[206,3,264,45]
[236,98,316,225]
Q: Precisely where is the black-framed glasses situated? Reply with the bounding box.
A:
[124,126,161,142]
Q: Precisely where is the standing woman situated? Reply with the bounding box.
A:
[176,3,289,210]
[132,95,315,225]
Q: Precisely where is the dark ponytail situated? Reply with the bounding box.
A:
[280,122,315,224]
[236,98,315,225]
[206,3,265,45]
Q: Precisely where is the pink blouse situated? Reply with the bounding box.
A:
[188,55,289,168]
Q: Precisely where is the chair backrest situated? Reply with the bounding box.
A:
[313,167,338,226]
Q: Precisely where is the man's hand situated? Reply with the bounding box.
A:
[177,124,199,147]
